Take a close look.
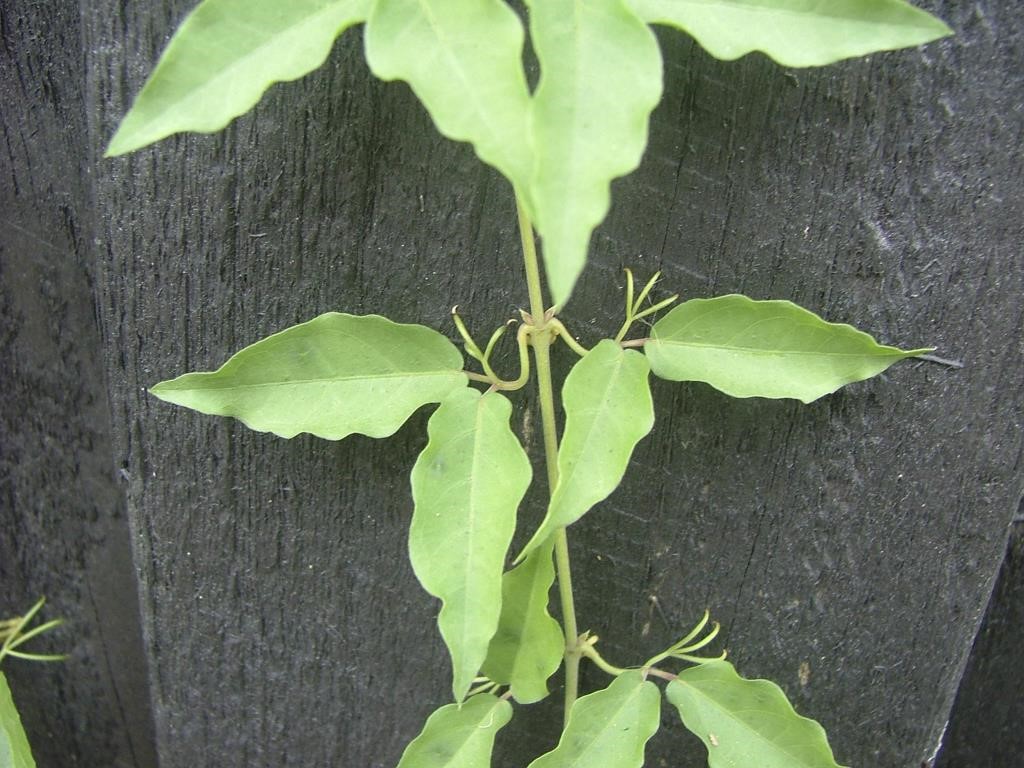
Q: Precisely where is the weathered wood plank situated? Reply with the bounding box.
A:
[937,519,1024,766]
[570,3,1024,766]
[82,1,1021,767]
[0,2,157,765]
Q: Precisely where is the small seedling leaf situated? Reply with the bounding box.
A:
[521,340,654,557]
[106,0,369,156]
[0,671,35,768]
[629,0,952,67]
[150,313,467,439]
[526,670,660,768]
[645,295,930,403]
[365,0,533,194]
[481,539,563,704]
[396,694,512,768]
[666,660,846,768]
[411,389,532,702]
[526,0,663,306]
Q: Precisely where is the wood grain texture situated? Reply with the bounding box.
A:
[572,3,1023,765]
[0,2,157,766]
[78,1,1022,767]
[937,520,1024,766]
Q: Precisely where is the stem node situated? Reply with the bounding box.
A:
[516,193,581,725]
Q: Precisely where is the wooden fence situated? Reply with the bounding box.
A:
[2,1,1021,766]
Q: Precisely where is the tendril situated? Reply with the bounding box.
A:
[644,609,726,669]
[614,269,678,343]
[453,307,531,390]
[0,597,66,665]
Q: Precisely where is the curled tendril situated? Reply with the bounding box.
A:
[453,307,531,390]
[465,678,502,698]
[0,597,66,665]
[644,609,727,669]
[577,611,727,682]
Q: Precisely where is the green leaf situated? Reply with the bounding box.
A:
[526,0,663,306]
[521,340,654,558]
[645,294,930,403]
[666,660,845,768]
[481,539,563,704]
[0,671,35,768]
[364,0,533,193]
[527,670,660,768]
[629,0,951,68]
[106,0,369,156]
[150,313,467,439]
[397,694,512,768]
[410,389,532,701]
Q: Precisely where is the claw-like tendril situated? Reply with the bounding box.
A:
[0,597,66,665]
[644,609,725,669]
[615,268,678,343]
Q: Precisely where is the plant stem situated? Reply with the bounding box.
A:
[516,197,546,322]
[516,194,581,725]
[535,340,582,723]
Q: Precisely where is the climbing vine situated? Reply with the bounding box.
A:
[107,2,951,766]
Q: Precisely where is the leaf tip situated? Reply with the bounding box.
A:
[451,673,475,707]
[103,132,131,158]
[512,532,542,566]
[548,278,576,312]
[926,15,955,40]
[148,378,187,404]
[104,114,157,157]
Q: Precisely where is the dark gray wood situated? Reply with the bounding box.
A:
[0,2,157,766]
[937,519,1024,766]
[42,0,1024,766]
[573,4,1024,766]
